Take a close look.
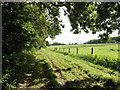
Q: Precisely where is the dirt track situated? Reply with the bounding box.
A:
[44,54,65,86]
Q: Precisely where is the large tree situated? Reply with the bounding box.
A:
[3,2,119,54]
[2,2,62,56]
[2,2,62,88]
[2,2,119,88]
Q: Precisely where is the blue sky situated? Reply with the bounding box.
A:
[47,7,118,44]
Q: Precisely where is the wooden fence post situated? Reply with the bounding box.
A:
[63,48,65,52]
[76,48,78,54]
[91,48,93,54]
[54,48,57,51]
[68,48,70,53]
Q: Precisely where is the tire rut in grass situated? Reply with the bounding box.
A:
[19,58,49,89]
[19,61,37,88]
[44,54,65,86]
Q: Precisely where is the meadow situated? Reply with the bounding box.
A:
[41,43,120,88]
[50,43,119,59]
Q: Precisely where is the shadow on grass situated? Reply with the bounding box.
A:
[28,58,60,89]
[2,51,36,89]
[53,50,120,72]
[44,74,120,89]
[26,59,47,89]
[5,50,119,89]
[61,79,119,90]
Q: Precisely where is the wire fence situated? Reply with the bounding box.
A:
[53,47,94,55]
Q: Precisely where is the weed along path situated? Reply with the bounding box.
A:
[19,59,38,88]
[19,54,49,89]
[43,53,65,86]
[19,51,60,89]
[42,49,120,89]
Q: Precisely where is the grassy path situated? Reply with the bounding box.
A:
[42,49,120,89]
[19,53,48,89]
[18,49,120,89]
[19,51,60,89]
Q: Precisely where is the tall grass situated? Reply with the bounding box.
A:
[42,49,120,88]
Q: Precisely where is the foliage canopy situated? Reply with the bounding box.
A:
[2,2,119,88]
[3,2,119,54]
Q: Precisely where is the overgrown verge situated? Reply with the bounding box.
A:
[2,49,60,89]
[2,49,36,89]
[53,50,120,72]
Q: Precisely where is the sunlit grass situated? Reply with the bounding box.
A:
[49,43,118,59]
[42,49,120,88]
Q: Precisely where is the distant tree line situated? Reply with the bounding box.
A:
[84,36,120,44]
[51,42,66,45]
[51,42,79,45]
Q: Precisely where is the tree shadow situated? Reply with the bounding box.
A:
[53,50,120,72]
[3,50,119,89]
[27,58,60,89]
[2,51,37,89]
[60,78,119,90]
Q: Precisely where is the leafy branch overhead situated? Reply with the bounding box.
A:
[42,2,119,40]
[2,2,119,54]
[39,2,119,40]
[65,2,119,40]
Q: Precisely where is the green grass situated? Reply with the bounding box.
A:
[18,50,60,89]
[29,50,60,88]
[49,43,119,71]
[42,49,120,88]
[49,43,118,59]
[53,50,120,71]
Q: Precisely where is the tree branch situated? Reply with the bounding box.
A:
[50,2,66,7]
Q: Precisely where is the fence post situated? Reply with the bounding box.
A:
[76,48,78,54]
[63,48,65,52]
[68,48,70,53]
[91,48,93,54]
